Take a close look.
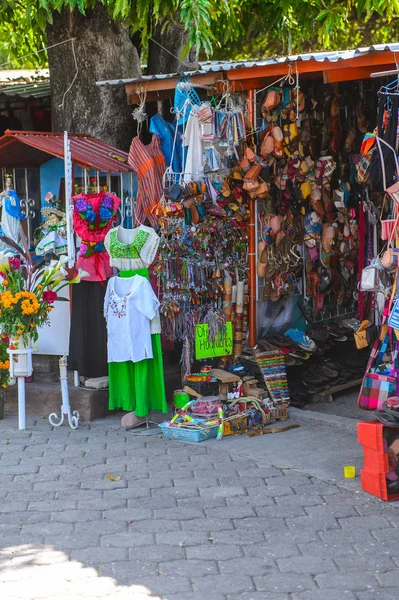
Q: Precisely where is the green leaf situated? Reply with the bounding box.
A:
[180,40,192,60]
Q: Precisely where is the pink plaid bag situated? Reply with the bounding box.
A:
[358,331,396,411]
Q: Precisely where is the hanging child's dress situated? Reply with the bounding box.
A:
[127,135,165,228]
[69,191,121,378]
[104,224,167,416]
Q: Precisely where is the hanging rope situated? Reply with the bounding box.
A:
[132,87,148,136]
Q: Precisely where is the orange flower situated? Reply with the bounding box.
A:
[1,280,8,287]
[37,285,43,290]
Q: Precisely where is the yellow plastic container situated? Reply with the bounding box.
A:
[344,465,356,479]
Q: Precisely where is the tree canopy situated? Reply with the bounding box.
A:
[0,0,399,69]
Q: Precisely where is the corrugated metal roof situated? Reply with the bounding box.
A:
[0,69,49,82]
[0,80,50,99]
[0,130,132,172]
[96,42,399,86]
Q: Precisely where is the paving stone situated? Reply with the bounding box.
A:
[208,530,265,546]
[218,557,277,574]
[243,542,300,559]
[181,518,234,532]
[199,486,246,498]
[71,546,127,564]
[75,520,127,535]
[305,504,358,519]
[50,509,101,523]
[206,505,256,519]
[277,556,337,574]
[155,531,211,546]
[0,502,28,513]
[227,594,289,600]
[356,590,399,600]
[254,574,316,593]
[126,575,192,595]
[151,487,200,499]
[153,507,204,520]
[320,529,376,545]
[286,515,340,531]
[102,508,152,521]
[191,574,254,594]
[101,532,155,547]
[130,519,181,533]
[335,555,395,573]
[21,522,74,536]
[45,534,100,549]
[129,545,186,562]
[292,591,357,600]
[264,529,319,545]
[166,594,226,600]
[255,504,305,518]
[299,541,357,557]
[233,517,287,532]
[246,485,294,497]
[186,544,243,560]
[97,559,158,581]
[338,516,391,530]
[315,573,378,590]
[177,496,226,510]
[355,540,399,556]
[28,500,77,511]
[158,559,218,577]
[376,571,399,587]
[0,511,50,525]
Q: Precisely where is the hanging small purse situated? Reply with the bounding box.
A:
[358,330,396,411]
[381,195,398,241]
[244,164,262,182]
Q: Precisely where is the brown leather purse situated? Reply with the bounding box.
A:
[244,164,262,182]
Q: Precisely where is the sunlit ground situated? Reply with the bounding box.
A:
[0,544,162,599]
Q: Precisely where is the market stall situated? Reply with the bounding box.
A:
[94,44,399,413]
[0,130,134,428]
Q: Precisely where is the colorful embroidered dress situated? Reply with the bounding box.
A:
[69,191,121,379]
[127,135,165,228]
[104,225,167,417]
[72,191,121,281]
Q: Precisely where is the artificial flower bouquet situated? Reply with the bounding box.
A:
[0,238,87,367]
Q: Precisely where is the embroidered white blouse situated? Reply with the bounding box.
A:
[104,225,160,271]
[104,225,161,335]
[104,275,160,363]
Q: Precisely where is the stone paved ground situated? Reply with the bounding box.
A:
[1,414,399,600]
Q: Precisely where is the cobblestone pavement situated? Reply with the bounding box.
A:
[1,414,399,600]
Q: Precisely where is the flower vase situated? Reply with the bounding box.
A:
[9,336,33,378]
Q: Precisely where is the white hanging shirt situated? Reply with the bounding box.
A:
[104,275,160,363]
[183,105,204,183]
[104,225,161,335]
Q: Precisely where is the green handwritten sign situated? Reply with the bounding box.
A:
[195,322,233,359]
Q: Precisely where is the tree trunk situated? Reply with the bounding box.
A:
[46,5,141,151]
[147,19,198,75]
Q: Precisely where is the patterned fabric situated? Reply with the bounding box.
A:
[104,225,160,272]
[109,289,130,318]
[109,228,149,260]
[72,191,121,282]
[358,373,395,410]
[128,135,165,227]
[358,331,396,410]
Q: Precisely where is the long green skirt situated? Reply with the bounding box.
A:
[108,268,168,417]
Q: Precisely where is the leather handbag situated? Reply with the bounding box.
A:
[358,333,396,410]
[358,306,397,411]
[381,195,398,241]
[244,164,262,182]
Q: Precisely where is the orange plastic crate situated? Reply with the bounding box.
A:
[358,421,399,502]
[357,421,389,472]
[360,469,399,502]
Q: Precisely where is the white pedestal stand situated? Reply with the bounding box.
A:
[49,356,79,430]
[8,344,33,431]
